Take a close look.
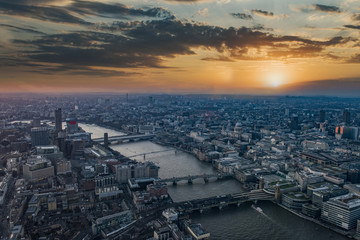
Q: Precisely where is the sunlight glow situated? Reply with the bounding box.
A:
[266,72,285,88]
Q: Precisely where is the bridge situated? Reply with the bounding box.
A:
[175,189,274,213]
[157,173,234,185]
[92,134,155,143]
[126,149,176,160]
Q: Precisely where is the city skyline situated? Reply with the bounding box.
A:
[1,0,360,95]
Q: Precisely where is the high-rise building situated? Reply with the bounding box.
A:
[343,110,350,124]
[55,108,62,133]
[30,127,50,146]
[319,110,325,122]
[66,113,78,134]
[104,133,109,148]
[32,117,41,127]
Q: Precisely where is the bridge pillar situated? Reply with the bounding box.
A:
[188,178,193,184]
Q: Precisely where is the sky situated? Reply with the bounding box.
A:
[0,0,360,95]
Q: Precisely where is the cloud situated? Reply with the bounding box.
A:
[0,2,92,25]
[251,9,274,17]
[201,56,235,61]
[0,24,44,34]
[313,4,341,13]
[68,1,174,19]
[231,13,253,20]
[353,14,360,21]
[7,17,350,75]
[284,78,360,97]
[0,1,174,26]
[344,24,360,29]
[291,4,342,14]
[348,53,360,63]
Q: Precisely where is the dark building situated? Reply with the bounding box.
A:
[319,110,325,122]
[343,110,350,124]
[290,115,299,130]
[30,127,50,146]
[104,133,109,148]
[55,108,62,133]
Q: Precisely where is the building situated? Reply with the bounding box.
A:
[114,162,159,183]
[30,127,50,146]
[302,203,321,218]
[92,211,135,238]
[321,193,360,230]
[162,208,178,223]
[23,156,54,181]
[282,192,310,209]
[319,110,325,122]
[35,145,63,160]
[47,195,57,211]
[55,108,62,133]
[343,110,350,124]
[66,114,79,134]
[186,224,210,240]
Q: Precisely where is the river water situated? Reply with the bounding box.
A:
[83,124,348,240]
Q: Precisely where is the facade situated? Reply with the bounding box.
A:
[114,162,159,183]
[23,156,54,181]
[282,192,310,209]
[30,127,50,146]
[55,108,62,133]
[321,193,360,230]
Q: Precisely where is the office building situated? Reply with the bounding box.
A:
[114,162,159,183]
[23,156,54,181]
[30,127,50,147]
[55,108,62,133]
[66,113,79,134]
[321,193,360,230]
[319,110,325,122]
[343,110,350,124]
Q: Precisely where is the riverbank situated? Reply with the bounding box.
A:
[274,201,354,239]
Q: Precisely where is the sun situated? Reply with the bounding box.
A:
[266,72,285,88]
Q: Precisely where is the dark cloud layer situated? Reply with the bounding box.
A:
[251,9,274,17]
[344,25,360,30]
[7,17,350,74]
[231,13,253,20]
[0,0,174,26]
[313,4,341,13]
[0,2,92,25]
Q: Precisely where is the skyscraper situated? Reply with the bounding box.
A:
[55,108,62,133]
[319,110,325,122]
[343,110,350,125]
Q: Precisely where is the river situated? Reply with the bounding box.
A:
[84,124,348,240]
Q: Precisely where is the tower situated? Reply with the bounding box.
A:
[259,177,264,190]
[55,108,62,133]
[343,110,350,125]
[275,184,281,203]
[104,132,109,148]
[319,110,325,122]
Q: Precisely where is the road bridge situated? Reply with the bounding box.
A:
[175,189,274,213]
[92,134,155,143]
[157,173,234,185]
